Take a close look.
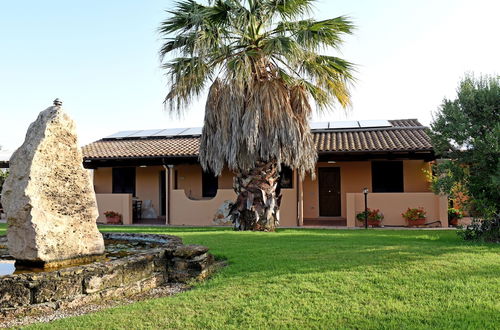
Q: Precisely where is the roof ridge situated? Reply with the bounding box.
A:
[311,125,427,133]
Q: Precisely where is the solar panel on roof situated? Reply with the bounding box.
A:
[105,130,141,139]
[358,120,392,128]
[151,128,187,137]
[128,129,164,138]
[310,122,330,129]
[329,121,360,129]
[178,127,202,136]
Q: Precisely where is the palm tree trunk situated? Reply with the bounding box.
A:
[231,160,282,231]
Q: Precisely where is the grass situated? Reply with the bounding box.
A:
[1,224,499,329]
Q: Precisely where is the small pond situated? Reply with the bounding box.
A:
[0,239,161,276]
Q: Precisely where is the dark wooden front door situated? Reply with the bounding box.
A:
[318,167,341,216]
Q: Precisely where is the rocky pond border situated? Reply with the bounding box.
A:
[0,233,218,320]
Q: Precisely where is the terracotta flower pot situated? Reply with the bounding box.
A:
[106,216,122,224]
[449,217,459,226]
[407,218,426,227]
[367,219,382,227]
[357,219,382,227]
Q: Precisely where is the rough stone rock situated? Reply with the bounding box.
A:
[173,244,209,258]
[0,104,105,264]
[213,200,234,225]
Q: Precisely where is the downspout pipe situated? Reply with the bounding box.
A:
[162,164,174,225]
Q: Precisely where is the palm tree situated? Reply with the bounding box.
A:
[159,0,355,231]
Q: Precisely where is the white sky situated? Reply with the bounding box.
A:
[0,0,499,156]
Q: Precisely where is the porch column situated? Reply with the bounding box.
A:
[438,194,449,227]
[164,165,174,225]
[346,193,356,227]
[297,171,304,226]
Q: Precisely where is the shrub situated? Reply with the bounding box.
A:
[104,211,122,218]
[401,207,426,221]
[356,208,384,221]
[458,214,500,243]
[448,208,463,220]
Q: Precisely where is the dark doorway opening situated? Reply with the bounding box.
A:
[202,170,218,198]
[318,167,341,216]
[371,161,404,192]
[112,167,136,196]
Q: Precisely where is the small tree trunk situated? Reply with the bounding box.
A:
[231,160,282,231]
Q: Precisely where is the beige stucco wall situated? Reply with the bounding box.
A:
[346,192,448,227]
[280,188,298,226]
[175,164,202,199]
[93,166,163,217]
[93,167,112,193]
[171,164,298,226]
[169,186,298,226]
[303,160,432,219]
[175,164,233,199]
[91,159,433,227]
[170,189,236,225]
[95,193,133,224]
[404,160,431,192]
[136,166,162,216]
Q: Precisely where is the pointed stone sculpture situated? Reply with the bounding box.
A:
[1,99,105,266]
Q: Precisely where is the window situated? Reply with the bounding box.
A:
[112,167,136,196]
[202,170,218,198]
[371,161,404,192]
[278,166,293,189]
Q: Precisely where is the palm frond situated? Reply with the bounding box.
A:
[160,0,356,176]
[267,0,315,20]
[163,57,213,112]
[273,16,354,50]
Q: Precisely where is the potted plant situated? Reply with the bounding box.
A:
[356,208,384,227]
[401,207,426,226]
[448,208,463,227]
[104,211,122,224]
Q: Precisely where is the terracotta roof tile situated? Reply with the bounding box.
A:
[82,119,432,160]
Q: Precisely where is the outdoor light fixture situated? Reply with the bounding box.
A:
[363,188,369,229]
[327,161,336,164]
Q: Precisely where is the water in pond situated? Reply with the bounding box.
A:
[0,239,161,276]
[0,260,15,276]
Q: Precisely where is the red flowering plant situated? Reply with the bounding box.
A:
[401,207,426,221]
[104,211,121,218]
[104,211,122,224]
[356,208,384,221]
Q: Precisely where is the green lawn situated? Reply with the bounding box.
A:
[1,224,499,329]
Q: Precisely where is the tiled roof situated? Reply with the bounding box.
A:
[82,119,432,160]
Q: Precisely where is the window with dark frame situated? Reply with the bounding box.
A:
[371,161,404,192]
[202,170,218,198]
[112,167,136,196]
[278,166,293,189]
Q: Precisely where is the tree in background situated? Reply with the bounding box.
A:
[0,170,7,194]
[159,0,355,231]
[0,146,7,214]
[428,74,499,242]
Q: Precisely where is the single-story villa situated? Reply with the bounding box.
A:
[81,119,448,227]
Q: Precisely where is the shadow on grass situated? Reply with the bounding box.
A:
[19,225,499,329]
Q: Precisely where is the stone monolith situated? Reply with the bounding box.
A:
[1,100,105,266]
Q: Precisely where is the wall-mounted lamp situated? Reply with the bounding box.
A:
[363,188,369,229]
[327,161,336,164]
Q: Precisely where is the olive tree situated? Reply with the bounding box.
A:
[428,74,499,241]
